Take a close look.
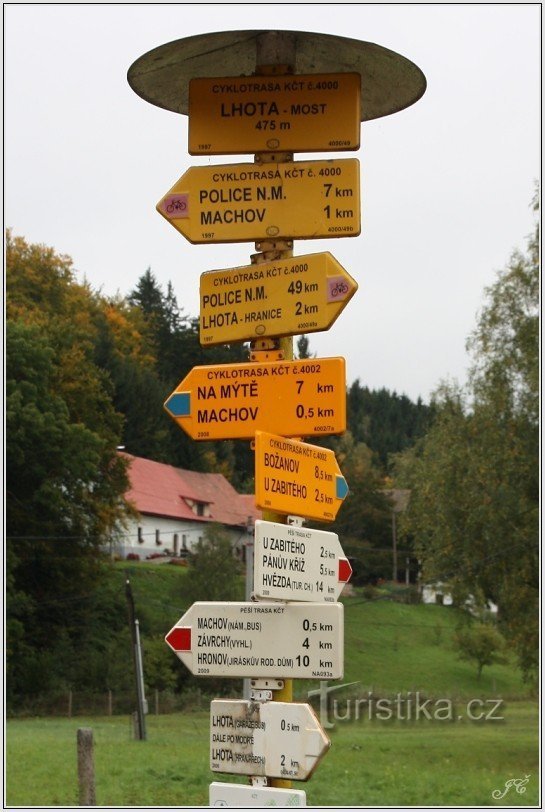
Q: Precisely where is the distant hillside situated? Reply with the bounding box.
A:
[347,381,435,470]
[125,565,527,700]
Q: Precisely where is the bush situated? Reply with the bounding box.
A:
[184,524,244,603]
[362,584,378,600]
[453,622,507,680]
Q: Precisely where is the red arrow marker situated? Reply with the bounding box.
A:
[165,626,191,652]
[338,558,353,584]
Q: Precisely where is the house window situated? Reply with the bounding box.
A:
[196,502,205,516]
[137,527,143,544]
[173,534,178,555]
[182,534,187,551]
[155,529,161,546]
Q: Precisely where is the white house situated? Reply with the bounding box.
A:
[422,582,498,614]
[115,453,260,560]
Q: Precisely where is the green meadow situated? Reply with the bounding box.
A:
[6,703,538,807]
[6,597,539,807]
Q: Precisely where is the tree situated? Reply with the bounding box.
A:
[6,234,132,702]
[143,637,177,693]
[394,195,539,680]
[127,267,165,318]
[184,524,244,603]
[296,334,313,359]
[316,432,394,584]
[453,623,507,680]
[125,269,251,480]
[347,381,435,471]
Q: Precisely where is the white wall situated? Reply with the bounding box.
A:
[116,514,247,559]
[422,584,453,606]
[422,583,498,614]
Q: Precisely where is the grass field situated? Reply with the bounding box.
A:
[6,585,539,807]
[6,703,539,807]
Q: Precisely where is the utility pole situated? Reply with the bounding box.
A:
[392,509,398,583]
[125,578,147,740]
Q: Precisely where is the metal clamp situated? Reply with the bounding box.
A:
[254,152,294,165]
[249,339,285,363]
[250,689,273,702]
[250,678,284,691]
[253,240,293,255]
[251,776,268,787]
[287,515,306,526]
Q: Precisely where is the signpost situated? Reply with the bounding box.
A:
[164,357,346,441]
[156,158,360,244]
[199,252,358,345]
[210,783,306,807]
[255,431,349,522]
[253,520,352,602]
[130,24,425,806]
[165,601,344,680]
[189,72,361,155]
[210,699,330,779]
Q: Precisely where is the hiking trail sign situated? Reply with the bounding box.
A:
[165,601,344,679]
[199,251,358,345]
[164,357,346,441]
[253,520,352,602]
[210,699,330,780]
[209,783,306,807]
[156,158,360,244]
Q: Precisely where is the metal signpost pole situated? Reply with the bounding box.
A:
[243,518,254,701]
[252,31,297,789]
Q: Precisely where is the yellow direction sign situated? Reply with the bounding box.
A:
[255,431,349,522]
[188,73,361,155]
[157,159,360,244]
[164,357,346,441]
[199,252,358,346]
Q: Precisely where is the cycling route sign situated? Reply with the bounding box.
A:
[199,251,358,346]
[156,159,360,244]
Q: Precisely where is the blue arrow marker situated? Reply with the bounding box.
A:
[165,392,191,417]
[335,476,349,501]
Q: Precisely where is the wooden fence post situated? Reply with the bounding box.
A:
[77,728,96,806]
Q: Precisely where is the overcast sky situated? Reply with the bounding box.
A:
[5,4,540,403]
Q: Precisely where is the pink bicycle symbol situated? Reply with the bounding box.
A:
[166,198,187,214]
[330,281,349,297]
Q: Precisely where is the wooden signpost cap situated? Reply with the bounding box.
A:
[127,29,426,121]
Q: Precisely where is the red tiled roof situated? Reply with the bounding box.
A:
[122,453,260,527]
